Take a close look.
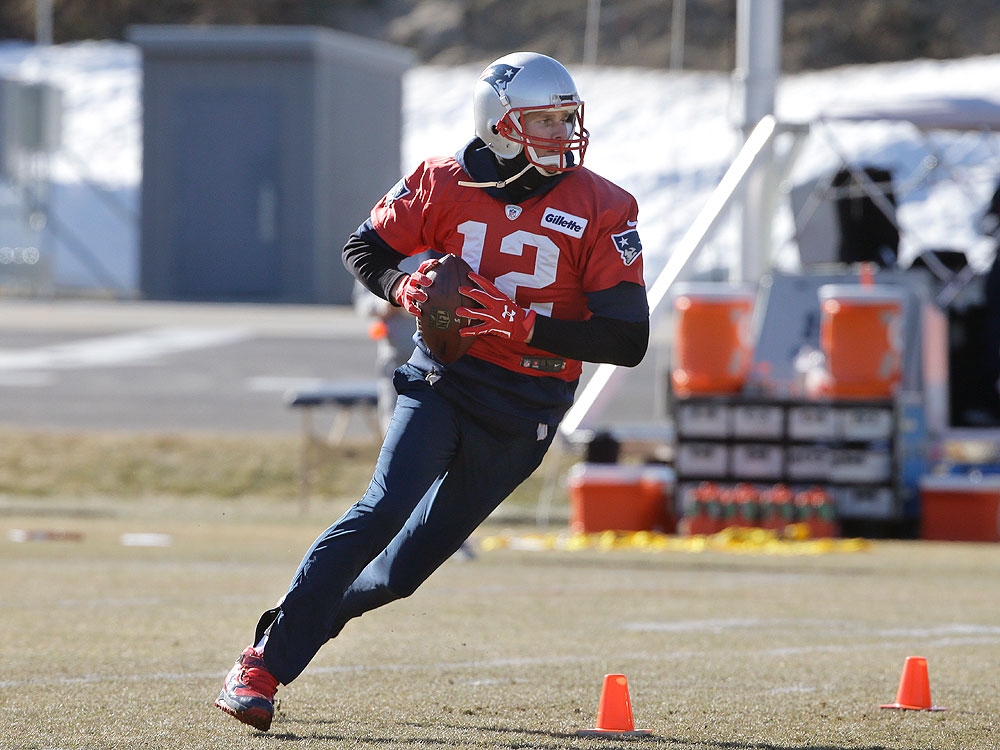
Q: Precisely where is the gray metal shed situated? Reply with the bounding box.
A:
[129,25,414,304]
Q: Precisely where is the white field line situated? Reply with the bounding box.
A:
[0,655,599,689]
[0,326,252,370]
[0,370,54,386]
[2,628,1000,690]
[623,618,1000,639]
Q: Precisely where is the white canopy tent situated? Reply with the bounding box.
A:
[815,95,1000,132]
[789,94,1000,272]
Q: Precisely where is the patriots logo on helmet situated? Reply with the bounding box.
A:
[612,228,642,266]
[481,63,522,98]
[384,177,411,207]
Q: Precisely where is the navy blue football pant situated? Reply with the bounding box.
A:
[260,365,555,685]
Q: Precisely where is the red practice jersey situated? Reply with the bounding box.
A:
[370,156,644,382]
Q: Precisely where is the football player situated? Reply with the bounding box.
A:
[216,51,650,732]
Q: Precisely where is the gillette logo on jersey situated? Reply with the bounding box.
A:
[612,228,642,266]
[542,208,587,238]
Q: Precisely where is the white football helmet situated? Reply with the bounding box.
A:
[473,52,589,173]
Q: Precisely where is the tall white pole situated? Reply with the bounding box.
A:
[734,0,781,133]
[670,0,686,70]
[584,0,601,65]
[733,0,782,284]
[36,0,53,45]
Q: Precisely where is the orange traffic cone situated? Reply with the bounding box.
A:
[577,674,651,737]
[880,656,946,711]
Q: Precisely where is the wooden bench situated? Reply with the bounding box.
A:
[284,381,382,506]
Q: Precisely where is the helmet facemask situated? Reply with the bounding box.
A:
[495,102,589,174]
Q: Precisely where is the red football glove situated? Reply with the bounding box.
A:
[392,257,440,316]
[458,272,536,343]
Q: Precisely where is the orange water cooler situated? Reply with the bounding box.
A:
[671,284,756,397]
[813,284,904,399]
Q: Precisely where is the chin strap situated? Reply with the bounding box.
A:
[457,162,535,189]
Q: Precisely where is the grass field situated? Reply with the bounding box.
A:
[2,432,999,749]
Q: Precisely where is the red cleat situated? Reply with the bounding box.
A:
[214,646,279,731]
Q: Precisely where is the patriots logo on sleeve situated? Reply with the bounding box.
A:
[612,228,642,266]
[384,177,411,207]
[481,64,522,100]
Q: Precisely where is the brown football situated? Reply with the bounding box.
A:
[417,254,477,364]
